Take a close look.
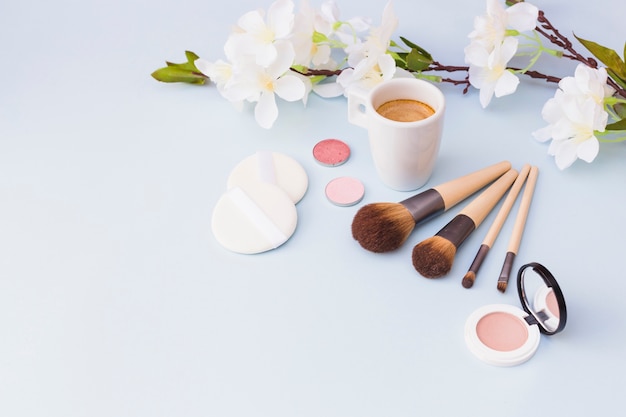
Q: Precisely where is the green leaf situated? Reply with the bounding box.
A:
[406,49,432,72]
[614,103,626,119]
[608,68,626,90]
[574,34,626,80]
[151,66,207,84]
[185,50,200,62]
[151,50,208,84]
[605,117,626,131]
[393,52,408,61]
[312,31,329,43]
[399,37,432,61]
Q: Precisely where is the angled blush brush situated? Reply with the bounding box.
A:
[497,165,539,293]
[462,164,531,289]
[412,168,518,279]
[351,160,511,253]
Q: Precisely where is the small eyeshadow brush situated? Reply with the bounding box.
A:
[462,164,531,289]
[497,165,539,293]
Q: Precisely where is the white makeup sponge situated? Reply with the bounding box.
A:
[227,151,308,204]
[211,182,298,254]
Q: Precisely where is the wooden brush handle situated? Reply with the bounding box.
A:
[432,161,511,209]
[482,164,531,247]
[507,166,539,254]
[459,169,518,227]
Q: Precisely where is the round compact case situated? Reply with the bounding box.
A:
[464,262,567,366]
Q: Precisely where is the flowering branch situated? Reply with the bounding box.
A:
[151,0,626,169]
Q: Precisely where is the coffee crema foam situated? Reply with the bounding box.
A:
[376,99,435,122]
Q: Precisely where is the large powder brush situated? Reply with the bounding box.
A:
[412,168,519,278]
[351,161,511,253]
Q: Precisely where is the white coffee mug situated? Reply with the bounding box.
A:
[348,78,446,191]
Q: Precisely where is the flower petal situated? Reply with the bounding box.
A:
[553,140,578,170]
[266,41,295,77]
[532,125,553,142]
[274,75,306,102]
[267,0,295,38]
[237,11,266,34]
[577,136,600,163]
[494,70,519,98]
[464,42,489,66]
[255,91,279,129]
[313,81,344,98]
[478,82,496,108]
[256,43,279,67]
[506,2,539,32]
[378,54,397,80]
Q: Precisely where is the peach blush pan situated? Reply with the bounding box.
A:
[464,262,567,367]
[465,304,540,366]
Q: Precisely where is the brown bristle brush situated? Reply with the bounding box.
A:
[497,165,539,293]
[351,161,511,253]
[462,164,531,289]
[412,168,519,278]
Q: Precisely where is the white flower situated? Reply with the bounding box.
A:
[558,64,615,108]
[544,95,604,169]
[316,0,371,48]
[225,0,296,67]
[337,1,397,91]
[533,65,613,169]
[223,42,306,129]
[464,0,537,107]
[465,36,520,108]
[469,0,538,50]
[291,0,333,68]
[194,58,234,92]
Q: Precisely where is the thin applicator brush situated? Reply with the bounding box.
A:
[497,165,539,293]
[412,169,518,279]
[351,161,511,253]
[462,164,531,289]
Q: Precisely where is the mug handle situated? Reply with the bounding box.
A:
[347,87,369,128]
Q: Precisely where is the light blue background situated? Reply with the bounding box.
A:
[1,1,625,416]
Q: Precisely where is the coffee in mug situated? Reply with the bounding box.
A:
[347,78,446,191]
[376,99,435,122]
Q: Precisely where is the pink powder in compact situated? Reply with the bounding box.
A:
[313,139,351,166]
[476,312,529,352]
[545,289,560,319]
[325,177,364,206]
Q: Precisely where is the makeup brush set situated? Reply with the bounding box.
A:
[351,161,539,291]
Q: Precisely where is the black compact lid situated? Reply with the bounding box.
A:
[517,262,567,335]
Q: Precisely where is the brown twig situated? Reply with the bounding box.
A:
[536,11,597,68]
[535,10,626,98]
[290,67,343,77]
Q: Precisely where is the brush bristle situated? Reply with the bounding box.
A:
[412,236,457,278]
[462,271,476,288]
[497,280,508,293]
[351,202,416,253]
